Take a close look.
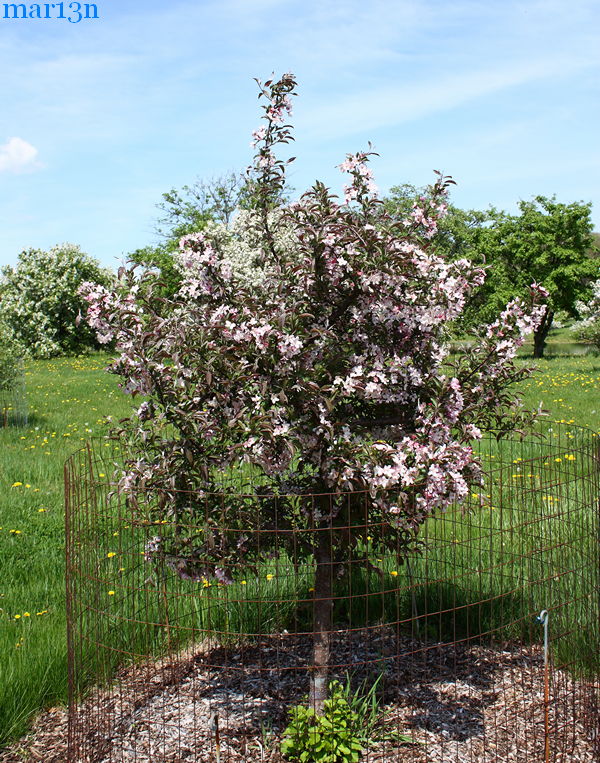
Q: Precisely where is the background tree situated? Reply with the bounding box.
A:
[131,170,295,295]
[0,243,113,358]
[466,196,596,357]
[130,172,250,294]
[384,189,598,353]
[158,170,257,232]
[81,73,546,713]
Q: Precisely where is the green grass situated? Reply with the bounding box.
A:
[1,343,600,747]
[0,355,130,744]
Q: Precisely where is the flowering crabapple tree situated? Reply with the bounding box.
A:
[80,73,547,712]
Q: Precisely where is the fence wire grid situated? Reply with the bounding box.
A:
[0,365,27,428]
[65,423,600,762]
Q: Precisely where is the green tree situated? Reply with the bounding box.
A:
[385,189,597,355]
[476,196,596,357]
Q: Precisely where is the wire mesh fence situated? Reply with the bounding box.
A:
[0,362,27,428]
[65,423,599,762]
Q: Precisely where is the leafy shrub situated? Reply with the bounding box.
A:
[281,677,412,762]
[0,243,114,358]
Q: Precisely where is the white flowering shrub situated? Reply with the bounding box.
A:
[0,317,23,392]
[574,278,600,348]
[81,73,547,710]
[0,243,114,358]
[173,208,298,289]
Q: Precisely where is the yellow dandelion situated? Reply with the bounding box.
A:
[266,574,274,581]
[108,590,115,596]
[390,570,398,577]
[11,482,22,487]
[107,552,116,558]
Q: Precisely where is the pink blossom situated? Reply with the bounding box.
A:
[250,126,267,146]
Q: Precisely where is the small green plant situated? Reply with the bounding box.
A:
[280,676,413,762]
[281,680,364,763]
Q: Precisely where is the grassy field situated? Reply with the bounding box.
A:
[0,355,131,745]
[1,340,600,747]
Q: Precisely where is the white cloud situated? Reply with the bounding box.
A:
[0,137,43,174]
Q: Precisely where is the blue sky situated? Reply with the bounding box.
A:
[0,0,599,271]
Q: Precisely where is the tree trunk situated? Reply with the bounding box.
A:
[309,521,333,715]
[533,307,554,359]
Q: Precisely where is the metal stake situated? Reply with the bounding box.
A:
[537,610,550,763]
[210,711,221,763]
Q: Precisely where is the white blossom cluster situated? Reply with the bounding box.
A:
[173,208,298,289]
[574,277,600,348]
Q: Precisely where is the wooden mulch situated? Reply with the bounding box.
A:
[1,632,598,762]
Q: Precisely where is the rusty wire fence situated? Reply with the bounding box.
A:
[65,423,599,762]
[0,362,27,428]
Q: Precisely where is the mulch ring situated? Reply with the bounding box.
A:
[1,631,598,762]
